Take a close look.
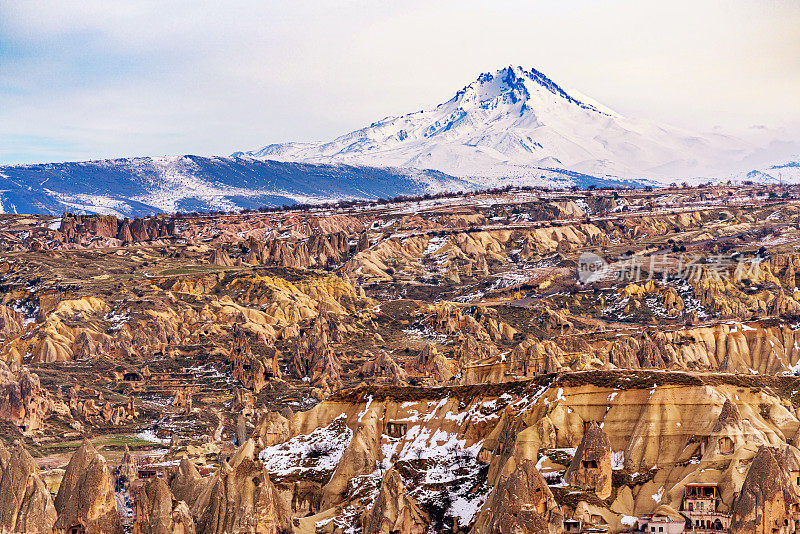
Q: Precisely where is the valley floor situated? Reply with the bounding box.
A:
[2,183,800,534]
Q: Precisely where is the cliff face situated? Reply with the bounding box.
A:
[731,446,800,534]
[133,477,195,534]
[254,372,800,531]
[565,422,612,499]
[0,361,51,433]
[193,458,293,534]
[58,215,176,246]
[361,468,429,534]
[0,442,57,534]
[471,458,563,534]
[462,320,800,383]
[53,440,123,534]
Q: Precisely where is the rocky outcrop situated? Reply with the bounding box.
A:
[361,467,428,534]
[115,445,137,491]
[251,411,291,448]
[230,324,281,393]
[359,351,407,385]
[510,339,564,377]
[456,335,498,366]
[118,219,134,244]
[288,321,342,394]
[564,421,612,499]
[53,439,123,534]
[59,215,175,245]
[133,476,195,534]
[129,217,175,242]
[264,240,311,269]
[210,248,234,267]
[700,398,774,463]
[169,458,205,510]
[731,446,800,534]
[320,412,379,510]
[60,215,119,242]
[472,458,563,534]
[306,232,349,267]
[0,442,57,534]
[0,442,9,472]
[258,232,350,270]
[0,305,23,339]
[193,458,293,534]
[407,343,454,385]
[0,361,50,433]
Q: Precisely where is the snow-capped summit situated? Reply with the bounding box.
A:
[242,66,791,184]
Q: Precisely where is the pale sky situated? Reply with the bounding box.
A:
[1,0,798,164]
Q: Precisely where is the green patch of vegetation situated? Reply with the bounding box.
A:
[40,434,157,451]
[159,265,233,276]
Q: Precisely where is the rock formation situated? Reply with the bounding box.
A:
[407,343,453,385]
[0,441,57,534]
[251,411,291,448]
[169,458,205,510]
[230,325,281,393]
[193,458,293,534]
[472,458,563,534]
[53,439,123,534]
[731,446,800,534]
[361,467,429,534]
[115,445,138,491]
[0,305,23,339]
[0,361,50,433]
[288,323,342,394]
[359,351,407,385]
[210,248,234,267]
[133,476,195,534]
[564,421,612,499]
[59,214,175,245]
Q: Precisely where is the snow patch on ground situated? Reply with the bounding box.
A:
[259,415,352,478]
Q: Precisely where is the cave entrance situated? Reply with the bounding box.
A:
[386,422,407,438]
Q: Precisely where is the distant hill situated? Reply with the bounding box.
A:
[0,156,470,216]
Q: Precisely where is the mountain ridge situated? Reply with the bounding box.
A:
[0,156,473,217]
[242,65,795,184]
[0,65,797,216]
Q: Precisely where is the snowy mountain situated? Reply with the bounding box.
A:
[241,66,796,184]
[733,160,800,185]
[0,156,470,217]
[1,65,796,217]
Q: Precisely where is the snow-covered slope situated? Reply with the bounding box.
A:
[242,66,795,183]
[733,160,800,184]
[0,156,471,216]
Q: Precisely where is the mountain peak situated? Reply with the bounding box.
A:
[241,65,766,183]
[453,65,610,117]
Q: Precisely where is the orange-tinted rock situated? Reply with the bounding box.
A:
[361,467,428,534]
[472,458,563,534]
[133,476,195,534]
[193,458,293,534]
[731,446,800,534]
[0,362,50,433]
[0,441,57,534]
[564,421,612,499]
[53,439,123,534]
